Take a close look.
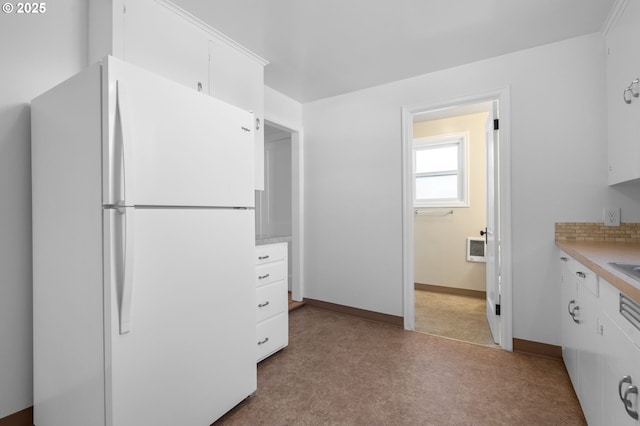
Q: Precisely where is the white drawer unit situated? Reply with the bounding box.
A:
[255,243,288,362]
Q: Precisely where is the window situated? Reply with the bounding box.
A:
[413,133,469,208]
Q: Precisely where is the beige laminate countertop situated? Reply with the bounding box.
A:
[556,240,640,304]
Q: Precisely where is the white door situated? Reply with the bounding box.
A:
[103,57,255,208]
[104,208,256,426]
[560,254,579,387]
[485,103,501,344]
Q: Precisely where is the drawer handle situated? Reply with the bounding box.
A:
[258,301,270,308]
[623,385,639,420]
[258,337,269,346]
[560,257,569,262]
[258,255,270,260]
[620,376,633,402]
[575,271,586,279]
[258,273,270,280]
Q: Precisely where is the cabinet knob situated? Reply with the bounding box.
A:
[624,87,633,104]
[256,117,261,131]
[197,82,203,92]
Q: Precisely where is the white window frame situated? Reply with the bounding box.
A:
[413,132,469,208]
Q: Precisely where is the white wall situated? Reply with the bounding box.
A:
[302,32,640,345]
[0,1,87,418]
[265,85,303,130]
[413,113,487,292]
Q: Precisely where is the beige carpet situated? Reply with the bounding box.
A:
[415,289,499,348]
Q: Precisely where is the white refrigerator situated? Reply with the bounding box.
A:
[31,56,257,426]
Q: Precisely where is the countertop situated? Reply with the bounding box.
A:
[255,235,292,246]
[556,240,640,304]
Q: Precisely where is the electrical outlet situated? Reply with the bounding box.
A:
[604,208,621,227]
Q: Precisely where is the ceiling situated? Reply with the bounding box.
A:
[172,0,617,103]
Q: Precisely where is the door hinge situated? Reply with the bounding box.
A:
[493,118,499,130]
[495,304,501,316]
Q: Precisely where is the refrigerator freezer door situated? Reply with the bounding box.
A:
[103,57,255,208]
[104,207,256,425]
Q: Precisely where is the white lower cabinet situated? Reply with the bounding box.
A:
[255,243,288,362]
[600,279,640,425]
[560,252,602,425]
[560,252,640,425]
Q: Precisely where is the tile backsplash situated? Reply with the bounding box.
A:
[555,222,640,242]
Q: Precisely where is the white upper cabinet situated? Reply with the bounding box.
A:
[122,0,211,94]
[606,0,640,185]
[89,0,268,190]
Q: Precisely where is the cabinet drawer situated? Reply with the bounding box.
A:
[601,277,620,318]
[256,313,288,362]
[601,278,640,349]
[256,280,287,322]
[256,261,286,287]
[575,260,599,297]
[255,243,286,265]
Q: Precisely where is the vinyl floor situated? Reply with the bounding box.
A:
[414,289,498,348]
[214,305,585,425]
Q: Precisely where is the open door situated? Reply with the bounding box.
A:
[485,102,501,345]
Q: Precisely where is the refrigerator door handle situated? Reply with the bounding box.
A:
[119,206,135,334]
[116,80,135,206]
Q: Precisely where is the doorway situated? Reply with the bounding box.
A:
[258,120,303,303]
[401,89,513,351]
[412,106,496,348]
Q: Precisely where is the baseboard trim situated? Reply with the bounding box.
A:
[415,283,486,299]
[0,406,33,426]
[513,338,562,359]
[303,298,404,327]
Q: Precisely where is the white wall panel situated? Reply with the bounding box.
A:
[0,0,87,418]
[302,33,640,344]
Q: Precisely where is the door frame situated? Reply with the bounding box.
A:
[263,116,304,302]
[401,87,513,351]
